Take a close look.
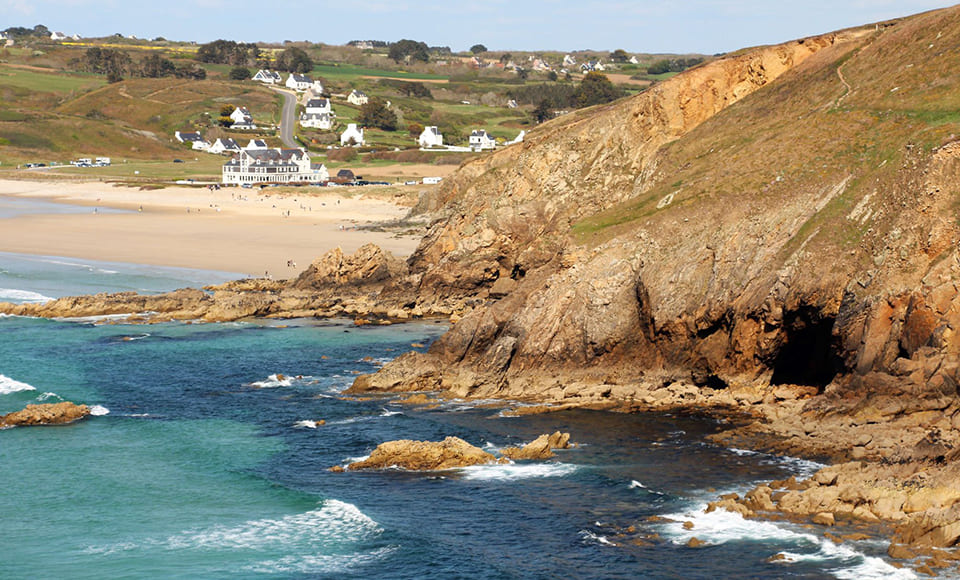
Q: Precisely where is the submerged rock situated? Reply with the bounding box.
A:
[0,402,90,427]
[347,436,496,471]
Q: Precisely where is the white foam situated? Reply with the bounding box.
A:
[380,409,403,417]
[89,405,110,416]
[166,499,381,551]
[249,374,293,388]
[35,391,63,402]
[244,546,397,574]
[293,420,319,429]
[579,530,617,547]
[659,502,913,579]
[0,288,53,303]
[0,374,36,395]
[630,480,665,495]
[460,462,578,481]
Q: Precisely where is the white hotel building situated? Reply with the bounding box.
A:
[222,147,329,185]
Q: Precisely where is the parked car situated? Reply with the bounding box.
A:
[173,159,184,163]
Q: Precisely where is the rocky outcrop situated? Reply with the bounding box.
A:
[0,244,428,323]
[346,436,497,470]
[501,432,571,460]
[0,402,90,427]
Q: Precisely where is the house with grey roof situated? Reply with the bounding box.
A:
[208,138,241,155]
[299,98,335,130]
[222,147,328,184]
[469,129,496,151]
[418,126,443,148]
[175,131,210,151]
[286,73,313,92]
[252,69,283,84]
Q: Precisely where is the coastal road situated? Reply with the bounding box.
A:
[273,88,298,148]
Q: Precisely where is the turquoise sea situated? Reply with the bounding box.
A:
[0,249,917,579]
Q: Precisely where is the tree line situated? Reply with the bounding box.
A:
[72,48,206,82]
[508,71,624,120]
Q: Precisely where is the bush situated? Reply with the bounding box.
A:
[229,66,251,81]
[326,148,359,162]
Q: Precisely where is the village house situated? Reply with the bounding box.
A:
[244,139,269,150]
[563,54,577,67]
[340,123,364,146]
[252,69,282,84]
[229,107,256,130]
[50,31,68,41]
[347,89,369,106]
[222,147,328,185]
[286,73,312,92]
[469,129,496,151]
[299,98,334,130]
[208,138,241,155]
[418,126,443,148]
[334,169,356,183]
[530,58,551,72]
[175,131,210,151]
[580,61,606,73]
[310,79,324,95]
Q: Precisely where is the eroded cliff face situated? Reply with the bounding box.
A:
[358,6,960,457]
[403,31,862,306]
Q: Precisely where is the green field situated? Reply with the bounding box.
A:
[312,63,448,82]
[0,65,105,94]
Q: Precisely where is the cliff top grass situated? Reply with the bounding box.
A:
[571,7,960,259]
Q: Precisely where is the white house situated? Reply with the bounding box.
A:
[340,123,364,146]
[580,61,606,73]
[229,107,256,130]
[286,73,312,91]
[244,139,269,150]
[175,131,210,151]
[222,148,329,185]
[300,112,333,130]
[299,98,335,130]
[347,89,369,106]
[563,54,577,67]
[628,55,639,65]
[469,129,496,151]
[50,31,68,41]
[252,69,282,84]
[423,176,443,185]
[418,126,443,148]
[310,79,324,94]
[208,138,241,155]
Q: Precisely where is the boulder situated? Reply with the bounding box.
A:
[347,436,496,471]
[501,431,572,460]
[0,402,91,427]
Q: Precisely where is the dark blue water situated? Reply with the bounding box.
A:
[0,256,913,579]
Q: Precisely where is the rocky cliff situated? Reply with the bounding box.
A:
[349,8,960,564]
[359,8,960,437]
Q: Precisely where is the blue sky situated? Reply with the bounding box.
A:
[2,1,957,54]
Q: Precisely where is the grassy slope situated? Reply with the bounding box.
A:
[571,8,960,264]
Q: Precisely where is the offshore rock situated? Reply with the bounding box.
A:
[1,402,90,427]
[347,436,496,471]
[501,432,572,460]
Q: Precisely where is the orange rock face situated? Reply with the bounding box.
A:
[347,436,496,471]
[0,402,91,427]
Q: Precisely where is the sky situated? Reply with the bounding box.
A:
[2,0,958,54]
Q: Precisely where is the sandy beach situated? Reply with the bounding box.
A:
[0,178,423,279]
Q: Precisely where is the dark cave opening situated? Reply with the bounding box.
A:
[769,308,843,390]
